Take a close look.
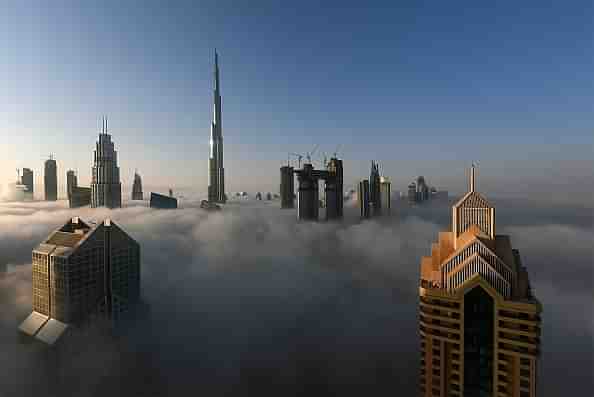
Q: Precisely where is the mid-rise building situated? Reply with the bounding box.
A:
[69,186,92,208]
[91,117,122,208]
[19,217,140,344]
[66,170,78,200]
[44,156,57,201]
[150,192,178,209]
[418,166,541,397]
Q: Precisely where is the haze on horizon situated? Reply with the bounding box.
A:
[0,1,592,204]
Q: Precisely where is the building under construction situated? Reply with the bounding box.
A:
[281,156,343,221]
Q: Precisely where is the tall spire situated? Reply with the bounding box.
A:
[214,48,220,93]
[470,163,476,192]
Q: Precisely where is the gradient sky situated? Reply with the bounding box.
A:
[0,0,592,201]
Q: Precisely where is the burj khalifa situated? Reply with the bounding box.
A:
[208,50,226,203]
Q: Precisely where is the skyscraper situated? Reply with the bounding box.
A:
[91,117,122,209]
[21,168,34,200]
[66,169,78,200]
[379,176,391,215]
[369,161,381,216]
[325,157,344,220]
[358,179,370,219]
[132,170,143,200]
[280,165,295,209]
[44,155,57,201]
[208,50,226,204]
[418,165,541,397]
[19,217,140,344]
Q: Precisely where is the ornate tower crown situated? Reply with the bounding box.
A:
[451,164,495,247]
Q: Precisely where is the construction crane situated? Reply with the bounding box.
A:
[333,144,342,158]
[289,153,303,168]
[305,144,319,163]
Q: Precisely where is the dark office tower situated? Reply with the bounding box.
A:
[22,168,34,195]
[325,157,344,220]
[419,165,541,397]
[408,181,417,205]
[131,171,143,200]
[150,192,178,209]
[380,176,391,215]
[66,170,78,200]
[19,217,140,344]
[91,117,122,209]
[369,161,381,216]
[280,165,295,209]
[44,156,57,201]
[417,176,429,202]
[358,179,370,219]
[296,163,319,221]
[69,187,92,208]
[208,50,226,204]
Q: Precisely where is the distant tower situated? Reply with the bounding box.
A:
[280,165,295,209]
[417,176,429,202]
[369,161,381,216]
[325,157,344,220]
[66,170,78,200]
[91,117,122,209]
[22,168,34,199]
[44,155,57,201]
[358,179,370,219]
[379,176,391,215]
[208,50,226,204]
[419,165,541,397]
[131,170,143,200]
[408,182,417,205]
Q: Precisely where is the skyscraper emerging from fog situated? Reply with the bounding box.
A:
[66,170,77,200]
[419,165,541,397]
[44,156,57,201]
[132,171,143,200]
[19,217,140,344]
[22,168,34,197]
[91,118,122,209]
[208,50,226,204]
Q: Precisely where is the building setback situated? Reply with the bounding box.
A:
[44,156,57,201]
[418,166,541,397]
[18,217,140,344]
[91,118,122,209]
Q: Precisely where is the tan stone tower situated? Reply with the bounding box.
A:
[419,165,541,397]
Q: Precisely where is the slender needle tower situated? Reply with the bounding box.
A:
[208,50,226,203]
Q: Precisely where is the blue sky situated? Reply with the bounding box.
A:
[0,0,592,200]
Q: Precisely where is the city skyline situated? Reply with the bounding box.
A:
[0,1,592,204]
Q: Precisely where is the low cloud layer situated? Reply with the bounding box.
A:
[0,197,592,396]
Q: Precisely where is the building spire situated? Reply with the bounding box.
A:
[470,163,476,192]
[214,49,220,93]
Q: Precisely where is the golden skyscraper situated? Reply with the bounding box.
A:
[419,166,541,397]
